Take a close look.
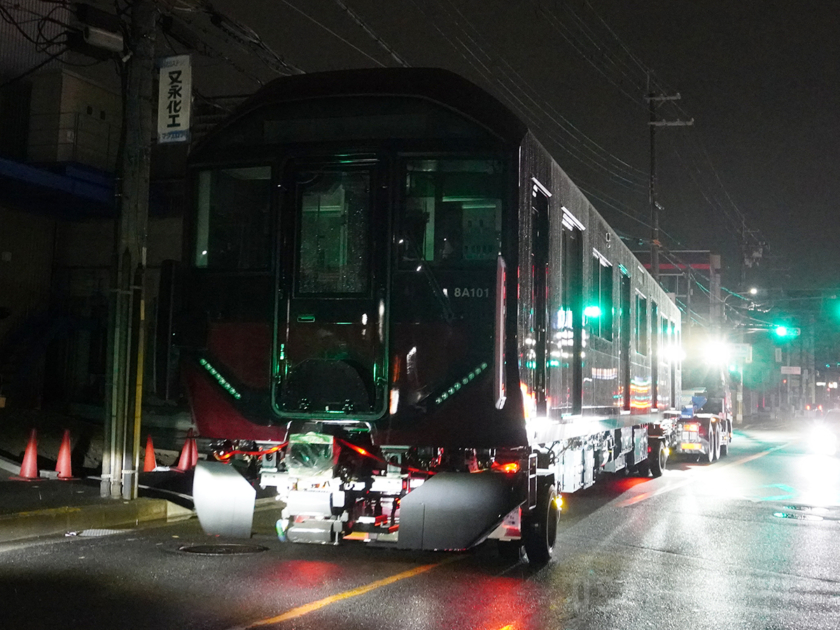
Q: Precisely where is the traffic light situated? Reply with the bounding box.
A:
[773,325,800,338]
[583,305,601,318]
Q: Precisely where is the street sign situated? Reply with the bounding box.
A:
[157,55,192,143]
[730,343,752,363]
[781,366,801,375]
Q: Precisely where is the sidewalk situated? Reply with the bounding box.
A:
[0,404,198,544]
[0,464,195,544]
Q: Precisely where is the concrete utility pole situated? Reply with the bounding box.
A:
[646,72,692,283]
[102,0,157,500]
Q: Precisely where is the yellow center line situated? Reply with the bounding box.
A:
[617,441,795,507]
[230,556,463,629]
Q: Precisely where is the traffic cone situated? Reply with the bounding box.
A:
[143,434,157,472]
[56,429,77,480]
[12,428,40,481]
[174,429,195,471]
[189,431,199,468]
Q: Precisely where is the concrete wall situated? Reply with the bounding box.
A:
[28,70,122,172]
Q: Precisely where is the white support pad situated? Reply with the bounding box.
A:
[193,461,256,539]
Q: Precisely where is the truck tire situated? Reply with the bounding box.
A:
[702,423,714,464]
[649,440,667,478]
[523,481,559,568]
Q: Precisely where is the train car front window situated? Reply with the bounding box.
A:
[194,166,271,270]
[296,169,371,295]
[400,159,503,267]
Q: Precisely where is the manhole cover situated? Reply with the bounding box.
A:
[178,544,268,555]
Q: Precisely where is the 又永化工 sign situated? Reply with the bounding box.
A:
[157,55,191,143]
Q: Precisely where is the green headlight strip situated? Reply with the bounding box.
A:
[199,358,243,400]
[435,362,488,406]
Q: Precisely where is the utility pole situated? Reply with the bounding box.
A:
[102,0,157,500]
[646,72,693,283]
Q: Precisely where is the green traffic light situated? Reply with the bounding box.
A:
[583,305,601,318]
[773,325,800,338]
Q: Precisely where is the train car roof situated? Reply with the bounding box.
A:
[191,67,527,158]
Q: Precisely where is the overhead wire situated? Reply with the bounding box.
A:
[535,0,648,109]
[332,0,408,67]
[539,0,769,267]
[420,0,649,193]
[277,0,384,67]
[450,1,649,184]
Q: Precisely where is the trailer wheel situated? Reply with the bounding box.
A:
[701,423,715,464]
[649,440,667,478]
[523,481,559,568]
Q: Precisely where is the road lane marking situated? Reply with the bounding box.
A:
[231,556,463,629]
[617,441,795,507]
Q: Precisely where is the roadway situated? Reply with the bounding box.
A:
[2,419,839,630]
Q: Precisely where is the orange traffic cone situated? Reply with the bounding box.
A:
[12,428,40,481]
[189,431,199,468]
[174,429,195,471]
[143,434,157,472]
[56,429,76,480]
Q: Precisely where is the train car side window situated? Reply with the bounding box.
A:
[636,294,648,355]
[589,251,613,340]
[195,166,271,270]
[400,159,503,268]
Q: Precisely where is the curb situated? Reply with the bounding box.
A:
[0,497,193,544]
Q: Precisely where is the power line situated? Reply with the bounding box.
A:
[332,0,408,67]
[0,47,68,88]
[277,0,384,67]
[418,1,649,190]
[535,0,648,108]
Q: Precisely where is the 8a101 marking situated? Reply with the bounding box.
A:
[451,287,491,298]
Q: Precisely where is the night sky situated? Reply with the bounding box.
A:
[194,0,840,291]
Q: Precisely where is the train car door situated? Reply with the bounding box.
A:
[273,159,389,419]
[620,271,631,412]
[561,212,584,416]
[531,186,550,416]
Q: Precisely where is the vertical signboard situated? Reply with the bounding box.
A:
[157,55,191,143]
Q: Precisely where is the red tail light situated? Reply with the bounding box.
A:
[492,461,520,474]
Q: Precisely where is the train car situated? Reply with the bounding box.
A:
[175,68,682,566]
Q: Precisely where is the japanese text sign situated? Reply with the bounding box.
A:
[157,55,191,143]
